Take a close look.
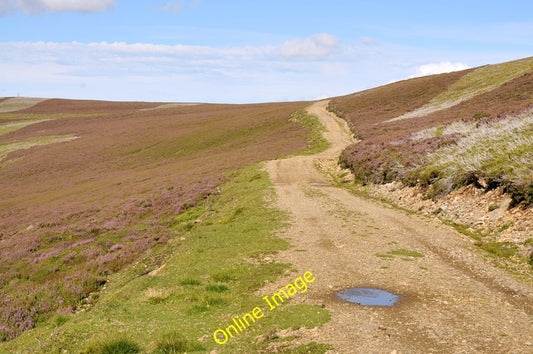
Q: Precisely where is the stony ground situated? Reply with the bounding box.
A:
[369,182,533,244]
[263,101,533,353]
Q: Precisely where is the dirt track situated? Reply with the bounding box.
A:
[265,101,533,353]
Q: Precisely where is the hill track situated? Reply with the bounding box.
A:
[265,101,533,353]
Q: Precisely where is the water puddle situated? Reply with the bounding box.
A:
[308,182,329,186]
[337,288,400,306]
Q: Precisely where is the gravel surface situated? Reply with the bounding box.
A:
[263,101,533,353]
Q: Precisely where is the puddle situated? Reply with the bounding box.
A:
[309,182,329,186]
[337,288,400,306]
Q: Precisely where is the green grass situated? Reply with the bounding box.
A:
[488,204,500,212]
[290,109,331,155]
[0,119,53,135]
[154,331,205,353]
[442,220,482,241]
[376,249,424,260]
[476,241,518,258]
[375,253,394,259]
[179,277,202,286]
[82,338,141,353]
[205,284,229,293]
[387,249,424,258]
[415,109,533,202]
[390,57,533,121]
[429,57,533,107]
[1,164,330,353]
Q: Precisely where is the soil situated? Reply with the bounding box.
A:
[368,182,533,259]
[264,101,533,353]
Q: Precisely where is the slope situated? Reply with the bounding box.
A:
[329,56,533,273]
[0,98,311,341]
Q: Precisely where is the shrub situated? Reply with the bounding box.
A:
[179,278,201,286]
[82,338,141,354]
[205,284,228,293]
[154,332,204,353]
[488,204,500,212]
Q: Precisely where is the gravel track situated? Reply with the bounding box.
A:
[264,101,533,353]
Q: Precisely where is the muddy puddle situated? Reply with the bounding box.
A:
[337,288,400,306]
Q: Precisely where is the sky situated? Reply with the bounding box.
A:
[1,0,532,103]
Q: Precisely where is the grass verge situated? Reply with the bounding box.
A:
[0,164,330,353]
[290,109,330,155]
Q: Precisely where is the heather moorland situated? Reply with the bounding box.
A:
[0,56,532,353]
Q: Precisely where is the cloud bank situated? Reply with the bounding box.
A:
[0,36,482,103]
[0,0,116,15]
[279,33,340,59]
[0,36,361,102]
[413,61,470,77]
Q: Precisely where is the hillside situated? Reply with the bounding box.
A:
[329,56,533,268]
[0,98,315,342]
[1,56,532,353]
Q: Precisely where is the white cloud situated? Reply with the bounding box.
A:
[0,0,115,15]
[2,38,514,104]
[279,33,340,59]
[412,61,470,77]
[0,1,13,15]
[0,39,359,102]
[359,36,377,46]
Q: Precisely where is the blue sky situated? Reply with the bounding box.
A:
[1,0,532,103]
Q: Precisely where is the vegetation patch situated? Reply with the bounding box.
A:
[0,165,330,352]
[0,134,79,161]
[389,57,533,121]
[82,338,141,354]
[154,331,205,353]
[0,100,310,341]
[331,57,533,207]
[387,249,424,258]
[414,109,533,203]
[0,97,48,113]
[289,109,330,154]
[476,241,518,258]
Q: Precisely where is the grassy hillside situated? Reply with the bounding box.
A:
[330,57,533,206]
[0,98,320,342]
[1,164,330,353]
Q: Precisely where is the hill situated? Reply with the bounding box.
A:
[1,56,532,352]
[329,56,533,267]
[0,98,319,342]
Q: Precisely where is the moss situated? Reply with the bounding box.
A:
[476,241,518,258]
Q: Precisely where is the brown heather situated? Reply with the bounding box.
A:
[330,62,533,204]
[0,99,309,340]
